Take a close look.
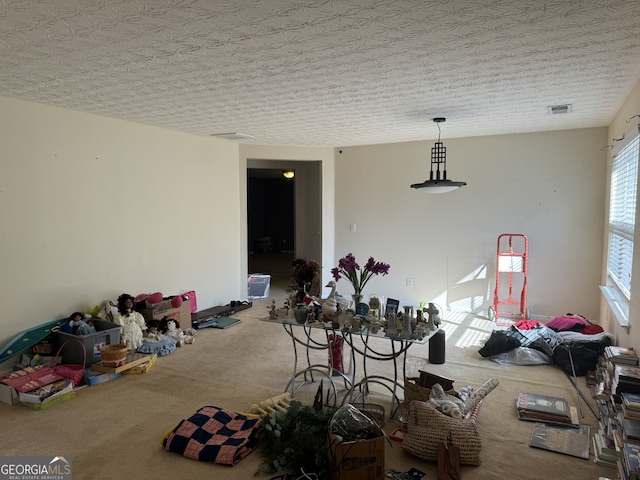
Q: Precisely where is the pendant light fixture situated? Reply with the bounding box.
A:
[410,117,467,193]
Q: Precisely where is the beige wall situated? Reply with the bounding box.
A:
[0,89,625,353]
[240,144,336,288]
[602,80,640,347]
[0,96,242,348]
[334,128,607,320]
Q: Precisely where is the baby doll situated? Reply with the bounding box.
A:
[63,311,96,336]
[112,293,147,350]
[144,319,162,341]
[138,319,177,356]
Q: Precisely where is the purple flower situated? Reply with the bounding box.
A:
[332,253,390,295]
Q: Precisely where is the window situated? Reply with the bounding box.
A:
[605,126,639,324]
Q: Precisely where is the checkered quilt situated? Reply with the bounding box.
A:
[163,406,262,465]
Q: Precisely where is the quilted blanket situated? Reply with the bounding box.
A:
[163,406,262,465]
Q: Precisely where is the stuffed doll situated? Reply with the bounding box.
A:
[60,311,96,335]
[112,293,148,350]
[162,318,194,347]
[138,319,177,356]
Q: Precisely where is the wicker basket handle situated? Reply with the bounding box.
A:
[54,338,87,369]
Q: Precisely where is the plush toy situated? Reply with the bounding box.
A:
[162,317,195,347]
[112,293,148,350]
[138,319,177,356]
[134,292,185,310]
[146,292,164,306]
[60,311,96,336]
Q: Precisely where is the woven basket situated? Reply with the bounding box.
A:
[404,376,457,405]
[402,400,482,465]
[100,344,128,367]
[53,339,86,387]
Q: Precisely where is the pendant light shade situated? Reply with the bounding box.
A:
[410,117,467,193]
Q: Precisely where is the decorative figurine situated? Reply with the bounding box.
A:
[425,303,440,330]
[268,299,277,319]
[321,281,338,321]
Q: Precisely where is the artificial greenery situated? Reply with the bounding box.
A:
[256,400,337,478]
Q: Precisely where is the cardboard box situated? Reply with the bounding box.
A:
[182,291,197,313]
[139,299,191,329]
[83,368,122,386]
[0,382,19,405]
[0,365,63,393]
[328,425,385,480]
[21,391,76,410]
[19,379,74,404]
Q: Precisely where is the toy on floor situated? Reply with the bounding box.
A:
[138,319,176,356]
[59,312,96,336]
[249,392,292,417]
[112,293,148,350]
[160,317,194,347]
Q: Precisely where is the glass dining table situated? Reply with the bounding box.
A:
[260,315,440,420]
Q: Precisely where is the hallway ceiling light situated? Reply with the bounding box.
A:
[282,170,295,179]
[410,117,467,193]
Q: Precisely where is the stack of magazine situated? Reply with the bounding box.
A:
[516,392,579,427]
[612,364,640,399]
[605,346,639,366]
[530,423,590,460]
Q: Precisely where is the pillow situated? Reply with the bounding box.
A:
[402,401,482,465]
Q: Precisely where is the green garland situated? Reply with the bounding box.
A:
[256,400,337,478]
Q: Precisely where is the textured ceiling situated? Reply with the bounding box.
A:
[2,0,640,147]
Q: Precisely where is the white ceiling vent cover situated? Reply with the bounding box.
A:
[547,104,572,114]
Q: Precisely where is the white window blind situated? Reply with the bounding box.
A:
[608,129,640,299]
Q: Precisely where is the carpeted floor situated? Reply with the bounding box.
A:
[0,281,615,480]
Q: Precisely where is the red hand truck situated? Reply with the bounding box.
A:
[488,234,530,322]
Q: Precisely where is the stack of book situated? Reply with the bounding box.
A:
[621,441,640,480]
[516,392,579,427]
[593,424,621,468]
[605,346,639,366]
[623,417,640,445]
[612,364,640,399]
[622,393,640,420]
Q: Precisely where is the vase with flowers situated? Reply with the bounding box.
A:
[291,258,321,303]
[331,253,390,313]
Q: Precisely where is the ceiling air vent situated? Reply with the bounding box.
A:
[547,104,572,114]
[210,132,255,140]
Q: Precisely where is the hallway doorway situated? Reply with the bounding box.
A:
[246,159,323,295]
[247,168,295,289]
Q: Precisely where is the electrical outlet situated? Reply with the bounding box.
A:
[350,223,357,232]
[406,277,413,287]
